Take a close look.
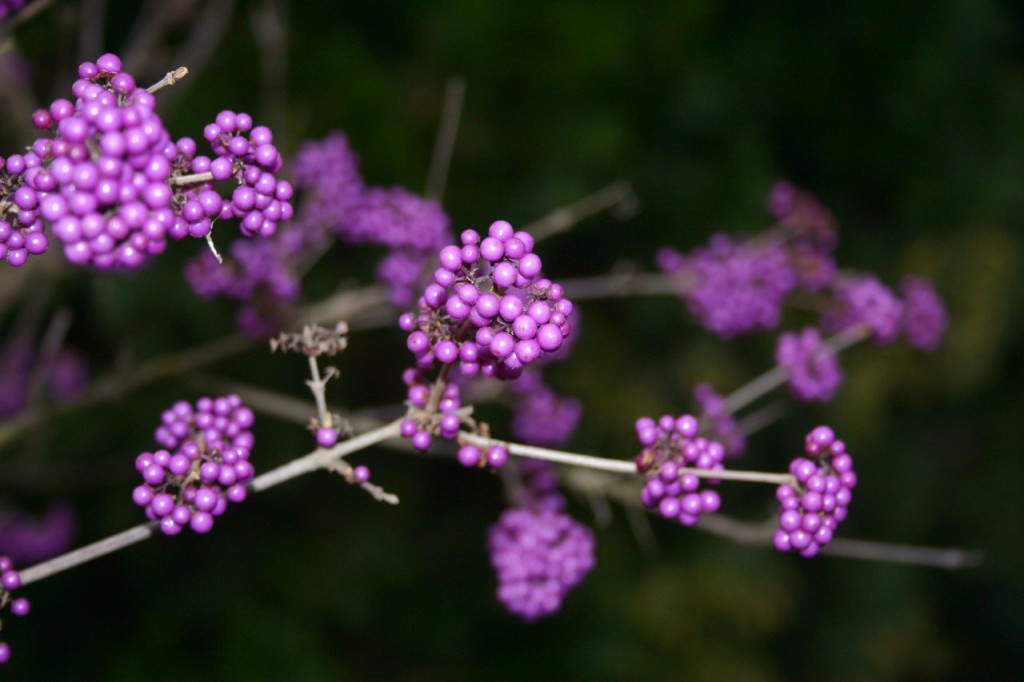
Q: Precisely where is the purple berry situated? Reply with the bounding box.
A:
[317,427,339,448]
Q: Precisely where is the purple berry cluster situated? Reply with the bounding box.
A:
[657,233,799,338]
[900,275,949,352]
[182,130,449,333]
[132,395,255,535]
[399,220,573,381]
[0,0,27,20]
[175,110,294,238]
[345,185,450,252]
[822,273,904,344]
[635,414,725,526]
[184,235,301,338]
[289,132,452,306]
[290,132,365,235]
[487,461,595,621]
[656,182,950,358]
[765,180,839,291]
[775,326,843,402]
[399,366,507,463]
[509,371,582,448]
[2,53,176,267]
[0,54,289,270]
[773,426,856,558]
[0,156,49,266]
[354,187,452,306]
[398,368,457,451]
[0,556,30,664]
[0,340,88,418]
[0,502,75,565]
[487,508,595,620]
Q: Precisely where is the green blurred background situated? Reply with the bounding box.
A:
[1,0,1022,678]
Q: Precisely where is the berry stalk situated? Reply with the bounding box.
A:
[722,322,870,414]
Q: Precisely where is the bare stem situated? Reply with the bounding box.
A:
[722,323,872,414]
[425,76,465,201]
[0,334,251,449]
[204,233,223,264]
[289,284,389,326]
[250,418,404,492]
[18,418,405,586]
[146,66,189,93]
[458,432,636,474]
[735,400,787,438]
[305,354,330,425]
[170,171,214,185]
[326,460,400,505]
[0,283,393,451]
[697,513,981,569]
[20,524,155,587]
[591,478,982,570]
[822,536,983,569]
[721,366,788,415]
[677,466,794,486]
[156,0,238,109]
[250,0,288,139]
[562,269,679,300]
[524,180,637,242]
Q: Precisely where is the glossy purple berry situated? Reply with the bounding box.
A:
[317,426,339,448]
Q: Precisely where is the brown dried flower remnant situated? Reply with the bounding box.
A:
[270,322,349,357]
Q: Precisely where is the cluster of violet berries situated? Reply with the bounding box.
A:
[399,220,574,381]
[508,370,582,448]
[0,338,87,418]
[657,233,798,338]
[3,53,177,267]
[132,395,255,536]
[181,134,339,337]
[487,461,595,620]
[0,503,75,566]
[0,556,30,664]
[397,221,573,454]
[289,133,452,306]
[182,131,450,336]
[396,365,508,464]
[659,181,947,422]
[0,0,26,20]
[775,327,843,402]
[656,181,948,354]
[173,110,293,239]
[0,54,289,269]
[635,414,725,527]
[773,426,856,558]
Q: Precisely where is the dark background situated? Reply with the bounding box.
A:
[1,1,1022,679]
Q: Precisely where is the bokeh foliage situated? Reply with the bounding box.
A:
[1,0,1022,678]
